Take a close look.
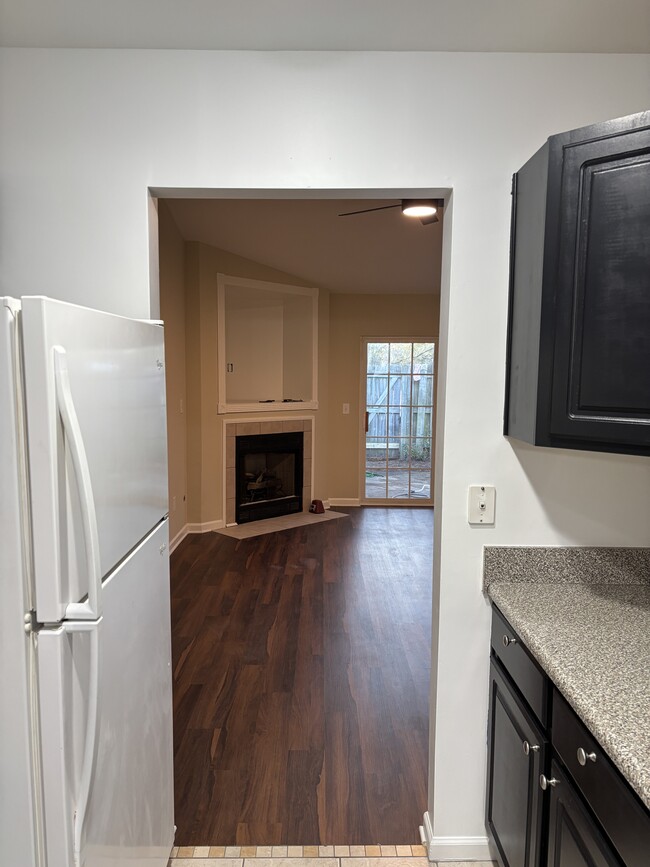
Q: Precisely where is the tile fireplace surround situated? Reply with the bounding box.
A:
[225,418,314,525]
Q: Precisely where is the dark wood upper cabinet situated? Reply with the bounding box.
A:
[504,111,650,455]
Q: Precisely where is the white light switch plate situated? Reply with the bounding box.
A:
[468,485,496,525]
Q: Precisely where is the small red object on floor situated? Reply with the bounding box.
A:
[310,499,325,514]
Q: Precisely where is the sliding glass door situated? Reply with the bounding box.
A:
[362,340,435,503]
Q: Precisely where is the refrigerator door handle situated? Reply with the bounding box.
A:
[53,346,102,620]
[61,617,102,867]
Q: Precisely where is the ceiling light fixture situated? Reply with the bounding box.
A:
[401,199,437,218]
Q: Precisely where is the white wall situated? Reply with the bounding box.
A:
[226,304,284,402]
[1,48,649,856]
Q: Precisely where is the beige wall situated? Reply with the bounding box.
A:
[158,201,187,542]
[327,293,440,501]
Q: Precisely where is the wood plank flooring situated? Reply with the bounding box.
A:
[170,507,432,845]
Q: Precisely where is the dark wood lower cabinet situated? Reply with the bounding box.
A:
[487,658,547,867]
[487,606,650,867]
[546,761,619,867]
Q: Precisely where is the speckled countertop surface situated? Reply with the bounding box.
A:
[484,547,650,811]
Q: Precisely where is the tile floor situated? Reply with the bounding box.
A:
[167,845,496,867]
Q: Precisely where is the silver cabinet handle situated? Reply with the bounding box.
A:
[523,741,540,755]
[502,634,517,647]
[577,747,597,766]
[540,774,559,790]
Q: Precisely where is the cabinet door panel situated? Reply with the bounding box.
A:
[547,761,619,867]
[487,658,547,867]
[550,126,650,446]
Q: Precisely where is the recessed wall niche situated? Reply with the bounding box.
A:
[217,274,319,413]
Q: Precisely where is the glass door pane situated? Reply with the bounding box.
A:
[364,341,435,502]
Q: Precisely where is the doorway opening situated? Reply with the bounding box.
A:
[155,190,446,847]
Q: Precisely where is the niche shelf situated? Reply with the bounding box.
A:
[217,273,319,414]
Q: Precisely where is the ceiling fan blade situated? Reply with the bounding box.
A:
[419,213,439,226]
[338,204,401,217]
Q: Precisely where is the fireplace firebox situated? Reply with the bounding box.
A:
[235,431,304,524]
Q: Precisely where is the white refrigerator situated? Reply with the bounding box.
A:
[0,296,175,867]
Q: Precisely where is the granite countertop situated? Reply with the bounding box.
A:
[483,546,650,811]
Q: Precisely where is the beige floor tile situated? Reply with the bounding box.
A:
[177,848,194,858]
[410,846,426,858]
[172,861,243,867]
[271,847,288,857]
[380,847,397,857]
[240,847,257,857]
[194,847,211,858]
[246,860,336,867]
[365,847,381,857]
[209,849,227,858]
[318,847,334,857]
[348,846,366,857]
[341,859,429,867]
[395,847,412,857]
[224,847,241,858]
[334,847,350,857]
[302,846,319,858]
[171,848,179,858]
[287,846,303,857]
[255,847,273,857]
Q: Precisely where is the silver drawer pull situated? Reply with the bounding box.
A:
[502,634,517,647]
[540,774,559,790]
[523,741,540,756]
[577,747,597,766]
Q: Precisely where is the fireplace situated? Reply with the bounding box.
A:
[235,431,304,524]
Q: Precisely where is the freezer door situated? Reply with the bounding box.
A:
[21,296,168,623]
[37,519,174,867]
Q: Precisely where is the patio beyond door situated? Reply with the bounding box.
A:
[362,340,435,503]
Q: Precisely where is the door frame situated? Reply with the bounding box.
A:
[151,185,452,850]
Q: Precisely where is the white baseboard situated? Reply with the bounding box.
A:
[169,520,226,552]
[186,519,225,533]
[421,812,493,862]
[169,524,189,553]
[328,498,361,507]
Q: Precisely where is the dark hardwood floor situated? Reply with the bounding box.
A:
[170,507,432,845]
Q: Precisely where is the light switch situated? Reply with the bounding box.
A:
[343,403,350,415]
[468,485,496,525]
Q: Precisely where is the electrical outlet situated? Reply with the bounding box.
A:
[343,403,350,414]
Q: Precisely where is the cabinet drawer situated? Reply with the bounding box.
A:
[552,689,650,867]
[491,606,549,726]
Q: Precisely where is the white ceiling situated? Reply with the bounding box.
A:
[1,0,649,52]
[164,198,442,294]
